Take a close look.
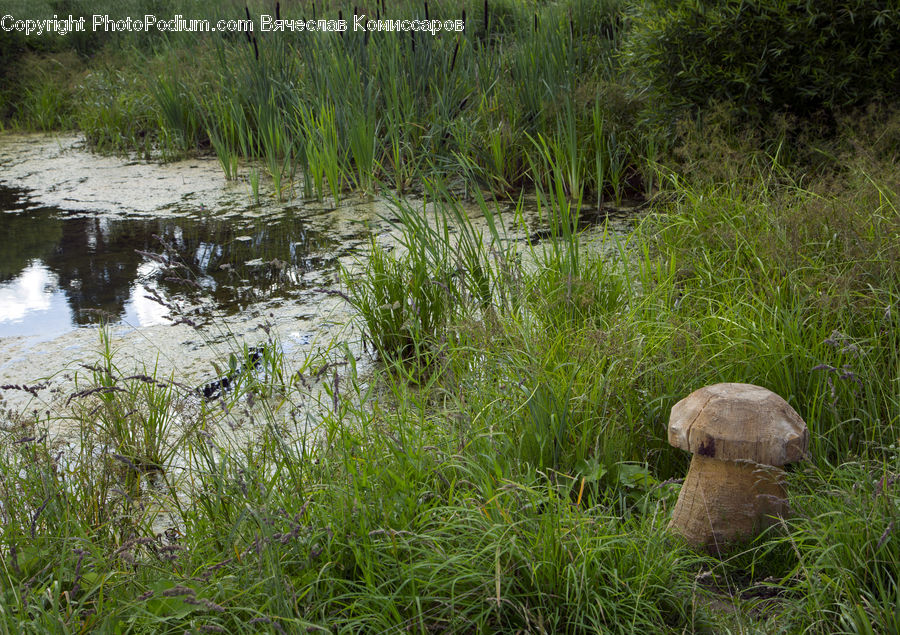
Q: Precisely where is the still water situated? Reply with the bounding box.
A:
[0,133,395,414]
[0,132,635,419]
[0,184,338,339]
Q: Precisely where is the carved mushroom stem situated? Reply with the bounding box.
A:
[668,454,790,553]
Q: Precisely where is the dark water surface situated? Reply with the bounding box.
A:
[0,183,341,339]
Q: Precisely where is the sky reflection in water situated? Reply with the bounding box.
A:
[0,185,336,339]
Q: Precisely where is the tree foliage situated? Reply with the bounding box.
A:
[626,1,900,121]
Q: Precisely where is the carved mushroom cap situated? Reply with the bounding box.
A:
[668,383,808,466]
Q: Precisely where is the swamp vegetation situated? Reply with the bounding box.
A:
[0,0,899,632]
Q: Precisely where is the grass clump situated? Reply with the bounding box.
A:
[346,238,457,369]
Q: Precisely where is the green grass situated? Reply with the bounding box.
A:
[1,0,899,631]
[3,0,644,202]
[3,140,897,630]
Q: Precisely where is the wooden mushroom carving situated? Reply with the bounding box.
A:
[667,383,808,553]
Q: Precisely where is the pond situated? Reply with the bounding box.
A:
[0,185,341,338]
[0,132,636,422]
[0,134,391,418]
[0,132,640,537]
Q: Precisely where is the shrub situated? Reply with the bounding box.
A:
[626,0,900,123]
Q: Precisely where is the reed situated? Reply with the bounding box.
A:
[347,103,378,194]
[248,166,261,205]
[256,94,291,200]
[152,75,202,156]
[6,0,644,201]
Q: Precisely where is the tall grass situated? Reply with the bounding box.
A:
[1,156,898,631]
[6,0,650,202]
[153,75,203,157]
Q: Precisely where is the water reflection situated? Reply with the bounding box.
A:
[0,185,337,338]
[0,263,73,338]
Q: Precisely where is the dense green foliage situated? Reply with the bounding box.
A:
[626,0,900,122]
[2,0,644,201]
[7,1,900,187]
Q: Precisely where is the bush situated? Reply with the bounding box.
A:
[626,0,900,122]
